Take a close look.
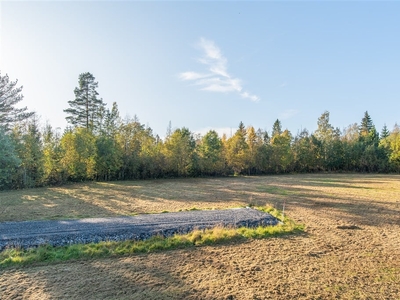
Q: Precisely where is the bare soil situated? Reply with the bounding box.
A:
[1,174,399,299]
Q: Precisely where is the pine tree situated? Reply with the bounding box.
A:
[0,71,34,130]
[64,72,105,131]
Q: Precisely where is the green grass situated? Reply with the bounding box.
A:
[256,185,296,196]
[0,206,303,268]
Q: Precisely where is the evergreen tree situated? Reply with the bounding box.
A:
[238,121,246,137]
[64,72,105,131]
[381,124,390,139]
[272,119,282,137]
[225,122,249,175]
[0,128,20,189]
[0,71,34,131]
[10,117,44,188]
[246,126,258,175]
[359,111,374,137]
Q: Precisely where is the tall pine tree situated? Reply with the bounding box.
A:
[0,71,34,131]
[64,72,105,132]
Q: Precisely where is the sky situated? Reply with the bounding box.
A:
[1,1,399,138]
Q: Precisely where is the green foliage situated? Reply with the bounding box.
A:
[380,125,400,171]
[64,72,105,131]
[359,111,374,137]
[0,71,34,131]
[0,129,20,189]
[292,129,316,172]
[95,135,122,181]
[60,128,96,181]
[198,130,226,175]
[163,127,196,176]
[225,122,249,175]
[42,124,65,185]
[314,111,334,144]
[381,124,390,139]
[270,130,293,173]
[3,69,400,189]
[10,117,45,188]
[272,119,282,137]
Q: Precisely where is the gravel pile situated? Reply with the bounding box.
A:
[0,208,279,250]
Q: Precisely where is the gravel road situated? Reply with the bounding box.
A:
[0,208,279,250]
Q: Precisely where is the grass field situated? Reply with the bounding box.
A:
[1,174,400,299]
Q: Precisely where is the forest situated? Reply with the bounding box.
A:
[1,71,399,190]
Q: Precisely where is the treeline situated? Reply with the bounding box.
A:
[1,71,400,190]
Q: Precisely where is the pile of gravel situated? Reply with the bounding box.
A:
[0,208,279,250]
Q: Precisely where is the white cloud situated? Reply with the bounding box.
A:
[240,91,260,102]
[179,72,211,81]
[279,109,299,120]
[180,37,260,102]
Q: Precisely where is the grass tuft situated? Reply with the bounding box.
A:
[0,206,303,268]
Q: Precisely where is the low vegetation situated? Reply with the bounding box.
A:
[0,206,303,268]
[1,174,399,299]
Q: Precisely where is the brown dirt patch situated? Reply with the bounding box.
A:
[1,174,400,299]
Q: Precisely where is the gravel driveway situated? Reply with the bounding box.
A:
[0,208,279,250]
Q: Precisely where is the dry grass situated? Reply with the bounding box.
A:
[1,174,400,299]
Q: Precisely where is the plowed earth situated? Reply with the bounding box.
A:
[1,174,399,299]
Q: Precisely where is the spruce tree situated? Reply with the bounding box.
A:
[381,124,390,139]
[64,72,105,131]
[0,71,34,130]
[272,119,282,137]
[359,111,374,136]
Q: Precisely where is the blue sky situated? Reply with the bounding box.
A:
[1,1,399,138]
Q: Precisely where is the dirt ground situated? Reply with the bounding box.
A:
[1,174,399,299]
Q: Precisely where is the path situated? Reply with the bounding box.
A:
[0,208,278,249]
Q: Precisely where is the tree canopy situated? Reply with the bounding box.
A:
[1,70,400,190]
[64,72,105,131]
[0,72,34,131]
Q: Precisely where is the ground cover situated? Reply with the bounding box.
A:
[1,174,399,299]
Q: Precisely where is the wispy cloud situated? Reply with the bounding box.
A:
[179,38,260,102]
[279,109,299,120]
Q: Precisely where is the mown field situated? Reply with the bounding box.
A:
[1,174,399,299]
